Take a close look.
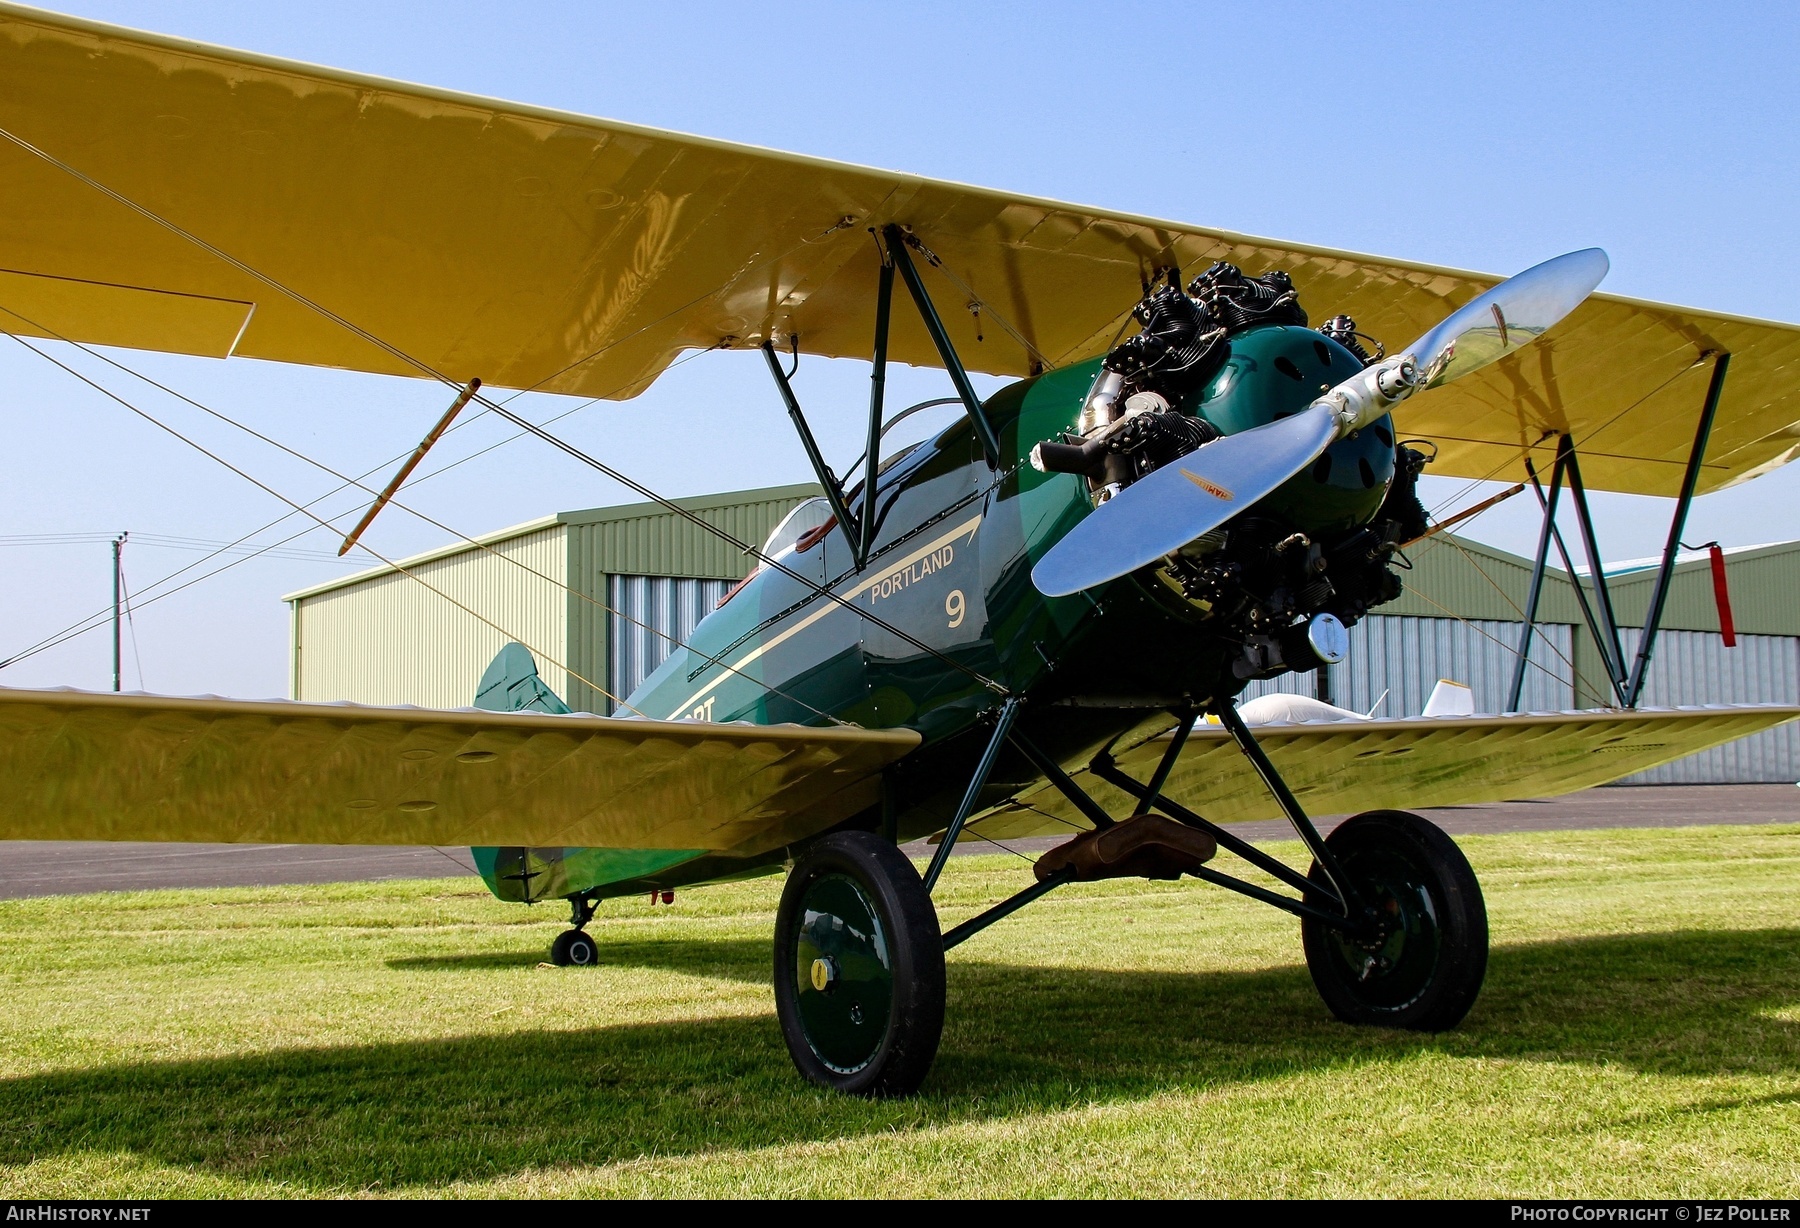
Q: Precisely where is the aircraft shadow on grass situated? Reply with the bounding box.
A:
[3,928,1796,1189]
[387,939,771,982]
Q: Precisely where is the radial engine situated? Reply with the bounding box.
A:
[1031,263,1435,689]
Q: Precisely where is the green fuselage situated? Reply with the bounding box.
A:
[478,326,1398,903]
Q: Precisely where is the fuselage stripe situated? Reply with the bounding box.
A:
[665,513,983,719]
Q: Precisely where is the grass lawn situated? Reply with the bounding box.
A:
[1,824,1797,1198]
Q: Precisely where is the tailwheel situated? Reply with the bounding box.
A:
[1301,809,1488,1031]
[774,831,945,1096]
[549,928,600,967]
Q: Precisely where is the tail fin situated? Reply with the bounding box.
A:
[471,643,572,904]
[1421,678,1476,718]
[473,642,571,714]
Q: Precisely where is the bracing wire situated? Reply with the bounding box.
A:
[0,120,1010,698]
[0,388,516,670]
[0,118,823,408]
[1420,353,1701,525]
[896,232,1054,373]
[1425,452,1538,521]
[426,845,479,876]
[0,352,627,671]
[1390,542,1584,701]
[0,359,624,674]
[0,316,854,725]
[955,824,1040,866]
[2,332,644,716]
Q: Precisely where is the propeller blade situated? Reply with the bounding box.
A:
[1406,247,1609,391]
[1030,248,1610,598]
[1030,403,1338,598]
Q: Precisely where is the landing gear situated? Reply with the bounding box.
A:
[1301,810,1488,1031]
[762,709,1490,1097]
[549,928,600,967]
[773,831,945,1097]
[549,894,601,967]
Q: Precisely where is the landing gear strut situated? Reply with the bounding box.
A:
[549,894,600,967]
[769,702,1491,1096]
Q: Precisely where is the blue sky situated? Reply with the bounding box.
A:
[2,1,1796,698]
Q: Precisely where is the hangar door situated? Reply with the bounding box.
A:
[1242,615,1576,717]
[1616,629,1799,783]
[607,575,730,711]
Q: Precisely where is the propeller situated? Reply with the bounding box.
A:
[1030,248,1610,598]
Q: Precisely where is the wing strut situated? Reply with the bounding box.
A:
[1519,441,1630,706]
[761,340,859,554]
[1626,352,1731,706]
[1505,350,1730,712]
[338,377,481,556]
[885,226,1003,469]
[758,247,894,573]
[859,254,895,568]
[763,226,1000,569]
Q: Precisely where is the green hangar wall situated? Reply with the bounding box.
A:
[1248,534,1800,783]
[286,484,819,714]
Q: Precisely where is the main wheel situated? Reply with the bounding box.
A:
[773,831,945,1096]
[1301,810,1488,1031]
[549,929,600,967]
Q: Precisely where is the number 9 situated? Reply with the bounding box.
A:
[946,589,966,629]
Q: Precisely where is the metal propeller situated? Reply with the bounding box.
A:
[1030,248,1610,598]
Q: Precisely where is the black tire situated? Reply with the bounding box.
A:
[549,929,600,967]
[773,831,945,1096]
[1301,810,1488,1031]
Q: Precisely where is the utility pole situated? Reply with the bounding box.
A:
[111,531,128,692]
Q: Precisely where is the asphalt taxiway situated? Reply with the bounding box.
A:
[1,783,1792,900]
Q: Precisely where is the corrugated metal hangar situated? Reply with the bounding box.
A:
[286,484,818,715]
[286,483,1800,785]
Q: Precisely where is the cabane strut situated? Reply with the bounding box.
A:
[762,225,1003,572]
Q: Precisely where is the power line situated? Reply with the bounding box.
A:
[0,530,358,564]
[3,330,642,715]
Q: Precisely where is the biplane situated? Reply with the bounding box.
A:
[1,3,1796,1096]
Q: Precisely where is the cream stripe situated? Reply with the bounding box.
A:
[667,513,984,718]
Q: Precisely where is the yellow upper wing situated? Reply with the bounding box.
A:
[969,706,1800,840]
[0,3,1796,495]
[0,687,917,855]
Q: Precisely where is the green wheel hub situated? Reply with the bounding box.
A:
[774,831,944,1095]
[792,872,894,1073]
[1322,847,1443,1010]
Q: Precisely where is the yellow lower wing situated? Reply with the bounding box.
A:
[972,706,1799,840]
[0,687,917,854]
